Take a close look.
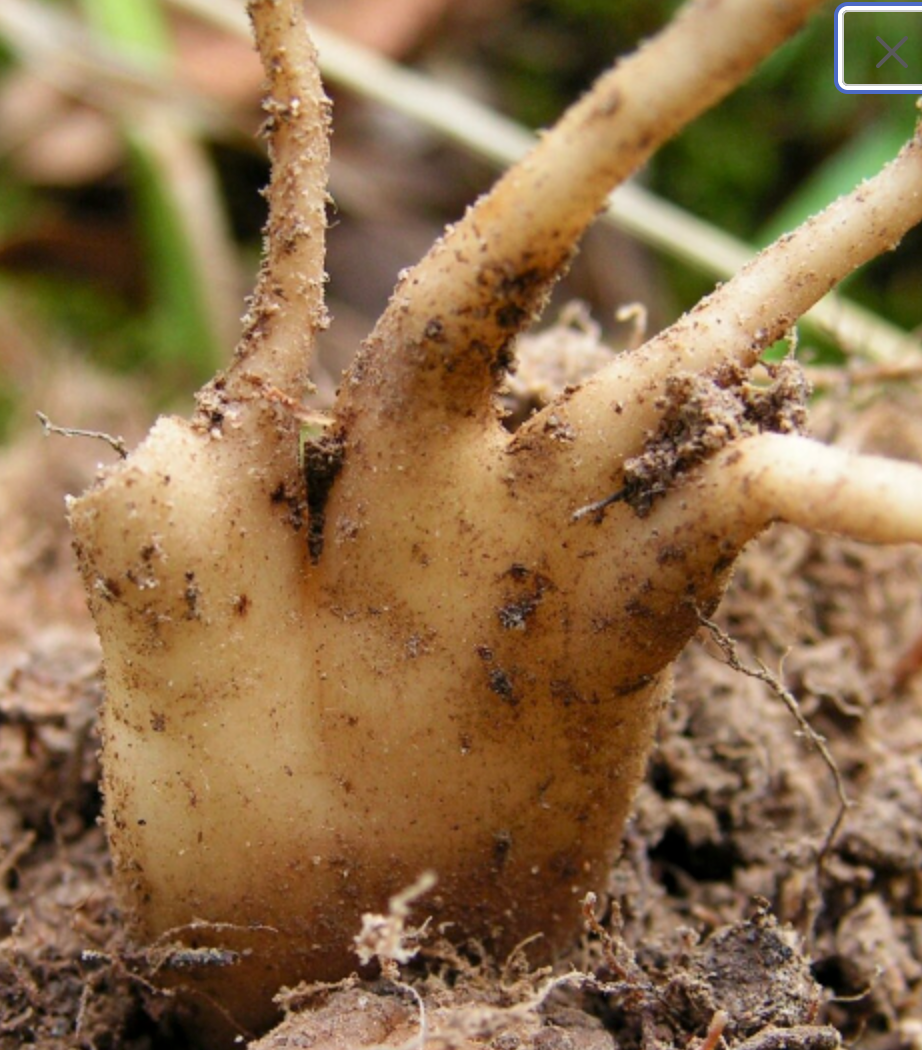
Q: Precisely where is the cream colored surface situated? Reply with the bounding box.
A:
[67,0,922,1041]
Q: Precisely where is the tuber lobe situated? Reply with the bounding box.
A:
[67,0,922,1041]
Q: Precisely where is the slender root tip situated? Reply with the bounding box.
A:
[711,432,922,547]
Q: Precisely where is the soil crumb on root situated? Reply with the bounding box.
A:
[619,359,809,516]
[1,377,922,1048]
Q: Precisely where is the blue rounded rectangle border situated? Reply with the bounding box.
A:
[835,3,922,93]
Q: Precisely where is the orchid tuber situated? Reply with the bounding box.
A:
[67,0,922,1041]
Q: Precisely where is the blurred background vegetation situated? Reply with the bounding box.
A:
[0,0,919,439]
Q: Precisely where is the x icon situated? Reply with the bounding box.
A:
[876,35,908,68]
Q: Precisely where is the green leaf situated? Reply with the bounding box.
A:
[78,0,170,68]
[77,0,224,381]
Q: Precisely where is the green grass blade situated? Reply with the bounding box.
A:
[78,0,226,382]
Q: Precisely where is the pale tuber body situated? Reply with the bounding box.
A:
[68,0,922,1041]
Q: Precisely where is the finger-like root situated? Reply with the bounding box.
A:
[554,433,922,684]
[511,122,922,506]
[706,433,922,546]
[212,0,330,406]
[336,0,827,435]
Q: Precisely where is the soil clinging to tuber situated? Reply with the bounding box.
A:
[67,0,922,1041]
